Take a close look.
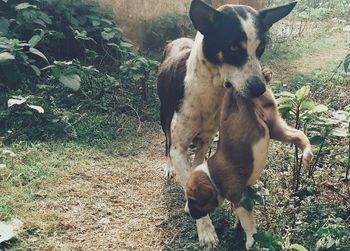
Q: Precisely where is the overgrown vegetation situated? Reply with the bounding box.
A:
[0,0,349,250]
[0,0,158,144]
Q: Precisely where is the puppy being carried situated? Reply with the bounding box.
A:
[186,71,313,249]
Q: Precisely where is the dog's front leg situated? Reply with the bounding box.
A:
[235,207,257,250]
[270,116,313,165]
[196,215,219,247]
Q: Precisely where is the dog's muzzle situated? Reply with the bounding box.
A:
[247,76,266,97]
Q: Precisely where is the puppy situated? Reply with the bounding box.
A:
[186,81,313,249]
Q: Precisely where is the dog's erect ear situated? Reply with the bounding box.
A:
[189,0,221,35]
[259,1,297,31]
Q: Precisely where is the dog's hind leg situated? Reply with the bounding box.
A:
[235,207,257,250]
[196,215,219,247]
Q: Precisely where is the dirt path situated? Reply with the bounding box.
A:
[30,134,169,250]
[28,25,350,251]
[272,26,349,81]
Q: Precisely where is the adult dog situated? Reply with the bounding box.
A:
[157,0,297,247]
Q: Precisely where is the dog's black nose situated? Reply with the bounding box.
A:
[247,77,266,97]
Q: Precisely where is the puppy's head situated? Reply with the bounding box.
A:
[186,170,218,220]
[189,0,297,98]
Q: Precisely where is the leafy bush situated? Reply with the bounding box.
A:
[142,13,195,52]
[0,0,159,143]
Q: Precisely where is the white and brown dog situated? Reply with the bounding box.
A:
[157,0,298,247]
[186,83,313,249]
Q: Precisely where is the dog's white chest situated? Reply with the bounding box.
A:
[247,129,270,185]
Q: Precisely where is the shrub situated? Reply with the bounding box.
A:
[142,13,195,52]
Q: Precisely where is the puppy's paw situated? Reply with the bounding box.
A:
[302,146,313,166]
[196,216,219,248]
[262,67,273,83]
[163,164,175,180]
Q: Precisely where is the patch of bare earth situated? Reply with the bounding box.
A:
[272,27,350,81]
[28,134,169,251]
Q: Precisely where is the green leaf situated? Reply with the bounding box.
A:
[27,104,44,113]
[239,197,254,211]
[278,91,295,98]
[15,3,37,10]
[309,135,324,145]
[312,104,328,113]
[252,194,265,205]
[331,127,348,137]
[120,41,134,48]
[59,74,81,91]
[344,53,350,73]
[30,65,40,76]
[29,47,48,62]
[0,17,9,35]
[101,31,115,40]
[0,52,15,63]
[290,244,308,251]
[28,34,42,47]
[301,99,315,110]
[296,86,310,101]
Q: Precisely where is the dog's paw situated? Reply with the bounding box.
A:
[262,67,273,83]
[196,216,219,248]
[302,146,313,166]
[163,164,175,180]
[245,235,255,250]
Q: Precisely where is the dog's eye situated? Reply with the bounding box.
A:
[230,46,239,52]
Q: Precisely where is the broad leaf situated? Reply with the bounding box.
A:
[331,127,348,137]
[8,98,26,107]
[301,99,315,111]
[30,65,40,76]
[27,104,44,114]
[344,53,350,73]
[59,74,81,91]
[312,104,328,113]
[120,41,133,48]
[15,3,37,10]
[29,47,48,62]
[278,91,295,98]
[309,135,324,145]
[0,52,15,63]
[296,86,310,101]
[290,244,308,251]
[28,34,42,47]
[239,197,254,211]
[0,17,9,35]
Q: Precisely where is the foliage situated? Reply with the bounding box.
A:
[142,13,195,52]
[344,53,350,73]
[239,182,269,211]
[266,0,350,19]
[252,231,283,251]
[0,0,159,143]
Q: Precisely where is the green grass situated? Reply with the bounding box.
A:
[262,23,340,66]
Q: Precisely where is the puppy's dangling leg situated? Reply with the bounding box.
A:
[235,207,257,250]
[196,215,219,247]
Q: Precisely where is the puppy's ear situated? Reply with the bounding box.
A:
[189,0,221,35]
[259,1,297,31]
